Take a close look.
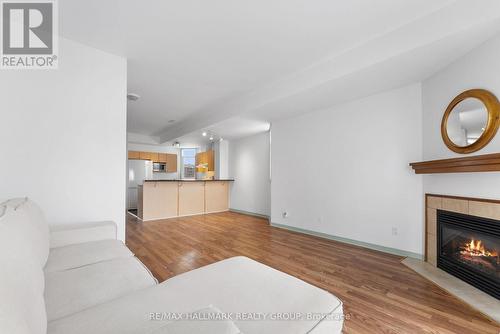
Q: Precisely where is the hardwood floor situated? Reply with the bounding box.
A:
[126,211,500,334]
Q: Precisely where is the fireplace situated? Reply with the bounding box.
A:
[437,210,499,299]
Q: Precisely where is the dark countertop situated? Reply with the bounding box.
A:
[143,179,234,182]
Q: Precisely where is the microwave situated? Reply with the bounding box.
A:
[153,162,166,173]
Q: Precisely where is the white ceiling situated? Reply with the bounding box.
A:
[175,117,271,146]
[59,0,500,143]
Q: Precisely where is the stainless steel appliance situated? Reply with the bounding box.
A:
[127,159,153,209]
[153,162,166,173]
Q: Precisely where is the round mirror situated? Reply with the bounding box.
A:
[441,89,500,154]
[446,98,487,147]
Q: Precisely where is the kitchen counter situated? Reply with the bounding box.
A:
[136,179,232,221]
[143,179,234,182]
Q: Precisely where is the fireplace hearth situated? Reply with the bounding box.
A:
[437,210,499,299]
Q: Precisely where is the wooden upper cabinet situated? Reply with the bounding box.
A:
[206,150,214,171]
[150,152,159,163]
[195,150,214,171]
[139,151,151,160]
[128,151,140,160]
[195,152,203,166]
[158,153,168,163]
[166,153,177,173]
[130,151,176,167]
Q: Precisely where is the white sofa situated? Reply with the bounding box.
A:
[0,198,344,334]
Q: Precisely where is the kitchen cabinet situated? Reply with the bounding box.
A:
[150,152,159,163]
[139,151,152,160]
[166,154,177,172]
[205,181,229,213]
[128,151,141,159]
[195,152,202,166]
[128,151,178,168]
[206,150,214,171]
[137,180,233,221]
[195,150,214,171]
[137,185,143,219]
[140,182,178,220]
[178,182,205,216]
[158,153,168,163]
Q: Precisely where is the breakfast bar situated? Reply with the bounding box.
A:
[137,179,234,221]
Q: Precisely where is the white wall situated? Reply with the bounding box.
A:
[229,132,271,216]
[422,34,500,200]
[214,140,229,179]
[0,38,128,240]
[271,84,423,256]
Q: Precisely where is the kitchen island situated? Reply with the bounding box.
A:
[137,179,234,221]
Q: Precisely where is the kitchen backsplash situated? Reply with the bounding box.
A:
[152,172,178,180]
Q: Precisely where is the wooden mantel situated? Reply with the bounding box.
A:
[409,153,500,174]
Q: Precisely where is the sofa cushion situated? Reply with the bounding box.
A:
[50,221,117,248]
[0,272,47,334]
[45,239,134,273]
[45,257,157,321]
[0,204,46,292]
[0,206,47,334]
[150,306,241,334]
[0,197,26,207]
[2,197,50,267]
[48,256,343,334]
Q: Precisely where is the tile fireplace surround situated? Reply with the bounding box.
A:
[425,194,500,266]
[415,193,500,322]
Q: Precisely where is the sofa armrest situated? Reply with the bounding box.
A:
[49,221,117,248]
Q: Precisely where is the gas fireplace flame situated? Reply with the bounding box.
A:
[461,239,496,257]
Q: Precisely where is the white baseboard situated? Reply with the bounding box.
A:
[271,222,423,260]
[229,208,270,220]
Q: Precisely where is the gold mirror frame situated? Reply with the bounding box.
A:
[441,89,500,154]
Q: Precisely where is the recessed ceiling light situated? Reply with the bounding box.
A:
[127,93,140,101]
[209,136,214,141]
[202,132,207,137]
